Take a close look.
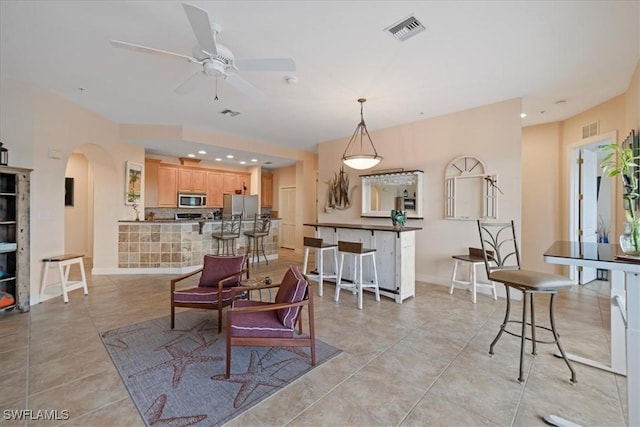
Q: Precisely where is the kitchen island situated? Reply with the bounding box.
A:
[304,222,422,303]
[118,218,279,272]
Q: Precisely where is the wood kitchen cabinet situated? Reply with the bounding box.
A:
[261,172,273,207]
[223,172,250,195]
[178,168,206,193]
[158,166,178,207]
[206,171,224,207]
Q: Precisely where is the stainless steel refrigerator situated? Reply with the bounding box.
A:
[223,194,259,219]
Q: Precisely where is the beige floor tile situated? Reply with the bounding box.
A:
[59,397,143,427]
[401,392,497,426]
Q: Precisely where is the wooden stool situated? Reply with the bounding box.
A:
[302,237,339,297]
[449,247,497,304]
[334,241,380,310]
[40,254,88,303]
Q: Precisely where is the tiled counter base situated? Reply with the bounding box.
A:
[118,220,279,272]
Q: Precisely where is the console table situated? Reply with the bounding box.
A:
[304,222,422,303]
[543,241,639,427]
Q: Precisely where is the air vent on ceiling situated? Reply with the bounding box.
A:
[385,15,426,42]
[220,109,240,117]
[582,121,599,139]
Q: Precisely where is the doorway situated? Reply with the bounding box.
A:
[279,186,296,249]
[568,131,616,284]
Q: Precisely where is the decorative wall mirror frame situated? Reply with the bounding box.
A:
[444,155,498,220]
[361,169,424,219]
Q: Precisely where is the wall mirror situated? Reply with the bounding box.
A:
[361,170,424,219]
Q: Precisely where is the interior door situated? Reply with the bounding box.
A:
[280,186,296,249]
[579,147,599,283]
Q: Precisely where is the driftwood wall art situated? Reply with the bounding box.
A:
[325,166,357,212]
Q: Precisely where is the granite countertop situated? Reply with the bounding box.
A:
[304,222,422,232]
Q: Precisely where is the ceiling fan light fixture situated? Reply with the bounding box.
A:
[341,98,383,170]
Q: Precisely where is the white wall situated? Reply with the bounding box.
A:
[317,98,522,286]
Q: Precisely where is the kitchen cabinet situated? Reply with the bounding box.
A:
[178,168,206,193]
[144,159,161,207]
[223,172,250,195]
[0,166,31,312]
[261,172,273,207]
[158,166,178,207]
[206,171,224,207]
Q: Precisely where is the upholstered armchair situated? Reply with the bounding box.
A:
[171,254,248,333]
[225,265,315,378]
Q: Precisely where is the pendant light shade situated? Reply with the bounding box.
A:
[341,98,382,170]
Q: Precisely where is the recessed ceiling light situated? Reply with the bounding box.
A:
[239,161,246,165]
[198,150,206,154]
[226,154,234,159]
[215,158,222,161]
[520,113,527,118]
[251,159,258,162]
[187,153,196,158]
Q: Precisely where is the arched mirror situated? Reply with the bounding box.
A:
[361,170,424,219]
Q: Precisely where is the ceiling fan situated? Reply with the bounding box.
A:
[110,3,296,100]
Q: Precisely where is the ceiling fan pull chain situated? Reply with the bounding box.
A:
[214,77,219,101]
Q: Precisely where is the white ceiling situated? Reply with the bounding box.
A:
[1,1,639,169]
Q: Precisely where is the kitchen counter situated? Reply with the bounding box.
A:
[117,219,280,272]
[304,222,421,303]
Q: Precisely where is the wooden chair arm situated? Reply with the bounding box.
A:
[229,298,309,313]
[218,268,248,289]
[171,268,203,291]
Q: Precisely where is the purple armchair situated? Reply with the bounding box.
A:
[225,265,316,378]
[171,254,248,333]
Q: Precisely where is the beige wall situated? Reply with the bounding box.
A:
[317,98,523,285]
[64,153,90,256]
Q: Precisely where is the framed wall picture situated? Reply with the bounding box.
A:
[125,161,143,205]
[65,177,74,207]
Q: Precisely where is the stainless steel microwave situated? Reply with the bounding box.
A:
[178,193,207,208]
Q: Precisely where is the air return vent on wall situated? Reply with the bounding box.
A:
[582,121,599,139]
[385,15,426,41]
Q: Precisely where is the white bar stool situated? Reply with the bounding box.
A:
[334,241,380,309]
[449,247,497,304]
[40,254,88,303]
[302,237,338,297]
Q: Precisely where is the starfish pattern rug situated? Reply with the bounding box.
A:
[101,311,341,426]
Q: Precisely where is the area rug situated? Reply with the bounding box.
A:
[100,311,341,426]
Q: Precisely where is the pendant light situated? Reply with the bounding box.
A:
[341,98,382,170]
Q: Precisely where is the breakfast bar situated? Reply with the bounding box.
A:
[304,222,422,303]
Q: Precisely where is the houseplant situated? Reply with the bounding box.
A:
[600,142,640,255]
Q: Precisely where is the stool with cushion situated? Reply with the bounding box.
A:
[477,220,576,384]
[171,254,248,333]
[334,240,380,310]
[302,236,339,297]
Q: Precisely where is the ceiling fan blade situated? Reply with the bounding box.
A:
[182,3,218,56]
[224,73,266,101]
[174,71,205,94]
[110,40,197,63]
[235,58,296,72]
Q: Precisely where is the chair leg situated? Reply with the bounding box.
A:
[449,260,459,294]
[335,253,345,302]
[471,262,477,304]
[218,308,223,333]
[226,322,232,378]
[357,255,363,310]
[371,253,380,302]
[302,247,310,274]
[490,284,511,356]
[549,293,577,384]
[530,293,537,357]
[171,302,175,329]
[518,292,528,383]
[318,248,324,297]
[260,236,268,264]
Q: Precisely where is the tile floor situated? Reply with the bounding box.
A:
[0,249,628,426]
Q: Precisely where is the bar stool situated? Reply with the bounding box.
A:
[477,220,576,384]
[449,247,497,303]
[244,214,271,264]
[212,213,242,255]
[334,241,380,310]
[302,237,339,297]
